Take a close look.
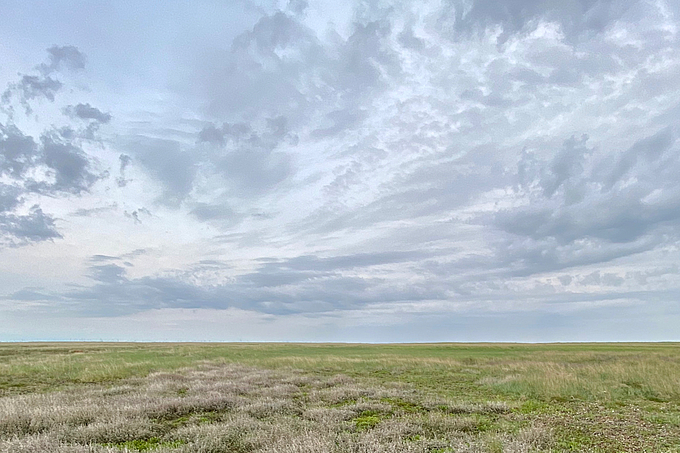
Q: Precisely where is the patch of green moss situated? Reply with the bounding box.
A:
[381,397,426,414]
[353,410,384,430]
[328,398,357,408]
[516,399,550,414]
[554,429,602,452]
[157,410,222,429]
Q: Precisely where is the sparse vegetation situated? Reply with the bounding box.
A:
[0,342,679,452]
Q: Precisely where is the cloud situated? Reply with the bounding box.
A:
[2,46,86,114]
[287,0,308,16]
[166,10,410,211]
[63,103,112,124]
[0,123,39,178]
[116,154,132,187]
[199,11,318,119]
[122,136,196,206]
[0,184,22,213]
[197,122,253,146]
[61,103,111,140]
[0,45,104,246]
[490,126,680,278]
[39,131,99,193]
[449,0,633,44]
[39,45,87,74]
[7,244,677,326]
[604,126,674,189]
[539,134,592,198]
[189,203,237,222]
[0,205,62,246]
[3,248,442,316]
[71,204,118,217]
[125,207,152,224]
[0,121,99,243]
[2,48,99,195]
[3,75,63,106]
[195,118,294,198]
[194,9,399,130]
[89,263,127,284]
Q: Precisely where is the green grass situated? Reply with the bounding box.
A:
[1,342,679,452]
[2,342,679,401]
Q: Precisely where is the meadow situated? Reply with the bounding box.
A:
[0,342,678,452]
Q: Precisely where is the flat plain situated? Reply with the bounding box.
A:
[0,342,678,452]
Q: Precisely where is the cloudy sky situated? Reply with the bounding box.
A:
[1,0,679,342]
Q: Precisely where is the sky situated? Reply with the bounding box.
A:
[1,0,679,342]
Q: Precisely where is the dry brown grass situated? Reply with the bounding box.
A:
[0,363,551,453]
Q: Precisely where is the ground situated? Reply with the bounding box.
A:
[0,342,678,452]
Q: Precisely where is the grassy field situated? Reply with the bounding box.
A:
[0,342,678,452]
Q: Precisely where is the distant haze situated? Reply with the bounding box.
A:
[1,0,680,341]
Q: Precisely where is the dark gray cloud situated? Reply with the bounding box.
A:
[10,249,444,316]
[311,109,367,138]
[2,46,86,114]
[195,9,399,136]
[604,126,674,190]
[287,0,308,16]
[397,24,425,50]
[490,127,680,277]
[40,131,99,193]
[125,207,152,224]
[0,184,21,213]
[0,205,61,246]
[198,124,228,146]
[8,246,677,326]
[197,118,293,197]
[89,263,127,284]
[122,136,196,206]
[2,48,99,195]
[116,154,132,187]
[3,75,63,107]
[63,103,112,124]
[0,45,103,246]
[189,203,237,222]
[201,11,317,119]
[8,288,58,302]
[197,121,253,146]
[0,121,100,244]
[539,134,592,198]
[40,45,87,74]
[336,19,399,94]
[0,123,38,178]
[511,129,679,242]
[448,0,633,44]
[213,143,291,197]
[119,154,132,171]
